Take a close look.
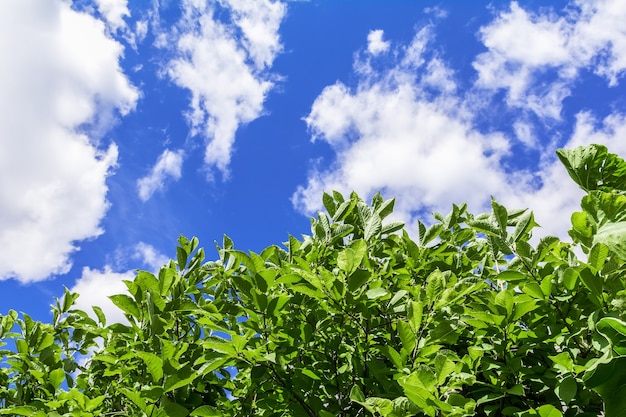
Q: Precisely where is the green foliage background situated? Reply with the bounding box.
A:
[1,144,626,417]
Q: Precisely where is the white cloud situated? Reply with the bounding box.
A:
[163,0,286,178]
[134,242,170,271]
[71,242,169,324]
[71,266,134,325]
[137,149,184,201]
[367,30,390,55]
[474,0,626,119]
[0,0,138,282]
[294,26,512,222]
[94,0,130,31]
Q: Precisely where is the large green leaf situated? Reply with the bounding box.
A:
[594,222,626,260]
[109,294,141,319]
[137,351,164,383]
[584,356,626,417]
[556,144,626,192]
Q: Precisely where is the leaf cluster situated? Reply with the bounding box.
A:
[1,145,626,416]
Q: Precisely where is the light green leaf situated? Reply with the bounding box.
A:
[594,221,626,260]
[190,406,222,416]
[350,384,366,403]
[109,294,141,319]
[511,210,536,242]
[0,406,38,416]
[497,270,526,282]
[588,242,610,271]
[337,240,366,275]
[366,287,389,300]
[397,320,416,354]
[536,404,563,417]
[408,301,423,332]
[137,351,164,383]
[364,212,382,241]
[301,369,321,380]
[381,220,404,235]
[49,368,65,390]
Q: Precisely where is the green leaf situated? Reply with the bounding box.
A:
[408,301,423,333]
[347,269,370,292]
[597,317,626,356]
[579,268,603,307]
[425,270,445,300]
[535,404,563,417]
[176,245,188,270]
[301,369,321,380]
[376,197,396,220]
[350,384,366,403]
[421,223,442,245]
[364,212,382,241]
[556,144,626,192]
[49,367,65,390]
[491,197,508,233]
[161,397,190,417]
[594,221,626,260]
[137,351,164,383]
[496,270,526,282]
[337,240,366,275]
[381,220,404,235]
[561,267,578,291]
[510,210,536,242]
[0,406,38,416]
[109,294,141,319]
[588,242,610,271]
[322,192,336,217]
[397,320,416,354]
[92,305,106,326]
[120,387,147,411]
[555,375,577,404]
[366,287,389,300]
[549,352,573,372]
[521,282,544,300]
[584,356,626,417]
[190,406,222,416]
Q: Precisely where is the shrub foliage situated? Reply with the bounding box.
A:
[1,144,626,416]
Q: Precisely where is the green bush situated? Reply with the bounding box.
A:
[1,144,625,416]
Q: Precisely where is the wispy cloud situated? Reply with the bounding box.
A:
[0,0,138,282]
[94,0,130,31]
[474,0,626,119]
[161,0,286,179]
[137,149,184,201]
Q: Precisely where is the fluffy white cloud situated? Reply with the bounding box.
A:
[71,242,169,324]
[163,0,286,178]
[137,149,184,201]
[94,0,130,31]
[0,0,138,282]
[367,30,390,55]
[474,0,626,119]
[71,266,134,325]
[294,26,511,221]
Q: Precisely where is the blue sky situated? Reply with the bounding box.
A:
[1,0,625,323]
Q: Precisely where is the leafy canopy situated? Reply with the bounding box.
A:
[1,144,626,417]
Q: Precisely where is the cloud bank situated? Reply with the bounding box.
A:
[0,0,138,282]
